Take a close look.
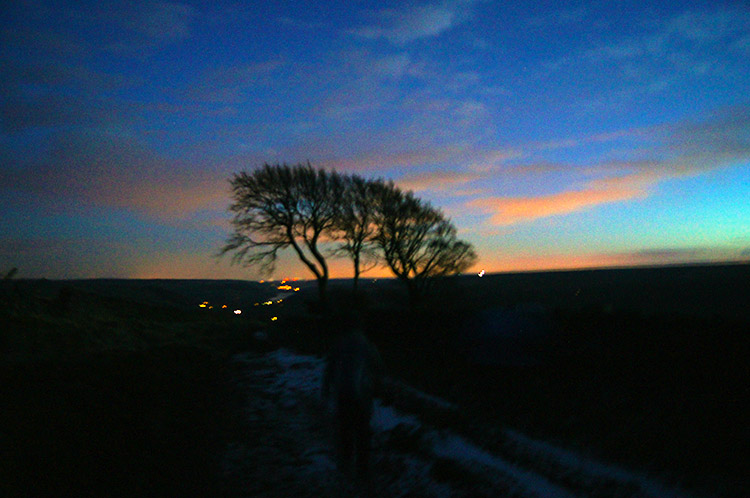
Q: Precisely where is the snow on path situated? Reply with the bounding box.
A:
[224,348,694,498]
[502,429,690,498]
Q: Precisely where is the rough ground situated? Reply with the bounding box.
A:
[220,349,694,498]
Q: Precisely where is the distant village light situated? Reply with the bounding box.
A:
[234,309,242,315]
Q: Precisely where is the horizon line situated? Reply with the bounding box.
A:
[9,259,748,282]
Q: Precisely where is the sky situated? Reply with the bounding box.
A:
[1,0,749,280]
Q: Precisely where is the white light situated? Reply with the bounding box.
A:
[234,309,242,315]
[478,269,486,277]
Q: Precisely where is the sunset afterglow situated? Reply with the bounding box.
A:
[1,1,748,280]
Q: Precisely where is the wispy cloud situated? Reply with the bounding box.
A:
[0,130,227,218]
[103,1,198,55]
[128,2,197,41]
[179,60,283,104]
[469,171,660,226]
[664,104,750,163]
[528,6,589,28]
[396,169,482,192]
[277,16,326,30]
[467,148,523,172]
[350,2,472,44]
[469,103,750,226]
[318,146,461,173]
[295,49,420,123]
[534,127,651,152]
[3,1,198,63]
[547,5,750,72]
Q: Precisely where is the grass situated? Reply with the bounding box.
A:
[0,282,258,497]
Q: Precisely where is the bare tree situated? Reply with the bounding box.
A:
[221,163,342,307]
[373,182,477,305]
[334,175,381,292]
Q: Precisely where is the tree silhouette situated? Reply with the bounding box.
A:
[334,175,381,292]
[222,163,477,307]
[373,182,477,305]
[221,163,342,307]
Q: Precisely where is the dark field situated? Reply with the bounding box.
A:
[0,279,261,496]
[1,348,233,496]
[1,263,748,496]
[325,263,750,496]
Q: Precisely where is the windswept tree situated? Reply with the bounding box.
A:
[221,163,342,306]
[334,175,381,292]
[373,182,477,305]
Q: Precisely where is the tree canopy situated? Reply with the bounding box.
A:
[221,163,476,307]
[372,182,477,303]
[221,163,342,305]
[334,175,382,291]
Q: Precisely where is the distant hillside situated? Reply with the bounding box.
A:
[452,262,750,321]
[12,279,290,311]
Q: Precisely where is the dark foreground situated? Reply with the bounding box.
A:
[0,280,251,497]
[1,347,237,497]
[1,264,748,496]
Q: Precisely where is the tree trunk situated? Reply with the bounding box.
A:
[316,275,329,310]
[352,254,360,293]
[405,278,420,308]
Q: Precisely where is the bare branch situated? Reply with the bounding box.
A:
[220,162,341,305]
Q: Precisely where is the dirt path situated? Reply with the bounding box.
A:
[220,349,694,498]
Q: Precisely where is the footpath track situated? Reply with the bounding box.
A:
[221,349,693,498]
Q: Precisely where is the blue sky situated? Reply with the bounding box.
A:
[1,0,749,279]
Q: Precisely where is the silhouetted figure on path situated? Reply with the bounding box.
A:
[322,329,384,480]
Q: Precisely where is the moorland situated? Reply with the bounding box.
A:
[1,263,748,496]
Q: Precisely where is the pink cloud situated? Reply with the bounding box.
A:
[470,171,662,225]
[396,169,481,192]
